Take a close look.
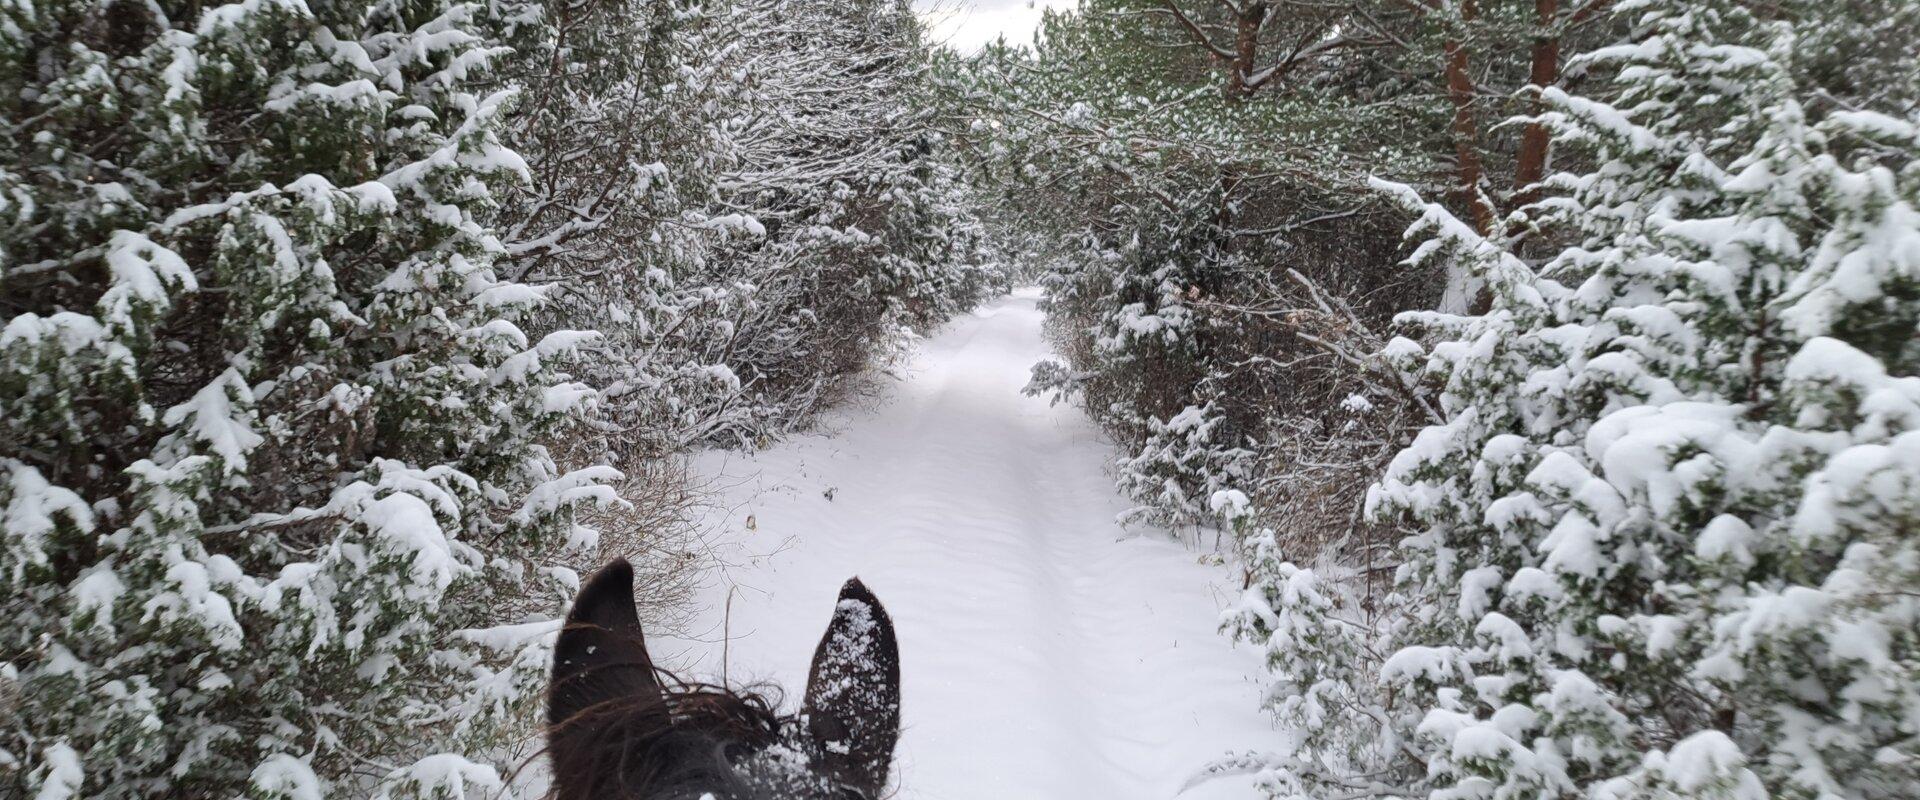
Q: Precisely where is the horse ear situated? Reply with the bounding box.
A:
[548,558,661,728]
[803,578,901,796]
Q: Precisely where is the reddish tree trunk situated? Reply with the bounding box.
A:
[1226,2,1271,100]
[1514,0,1561,202]
[1443,0,1495,236]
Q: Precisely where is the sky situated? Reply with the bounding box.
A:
[914,0,1080,54]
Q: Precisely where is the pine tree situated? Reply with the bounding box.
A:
[1,0,613,796]
[1228,2,1920,798]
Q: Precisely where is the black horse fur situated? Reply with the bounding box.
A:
[547,558,901,799]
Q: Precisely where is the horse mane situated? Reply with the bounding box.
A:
[543,562,897,800]
[545,670,788,800]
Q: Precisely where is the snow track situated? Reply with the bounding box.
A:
[660,289,1272,799]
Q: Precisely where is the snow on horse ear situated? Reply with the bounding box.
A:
[803,577,901,797]
[548,558,663,728]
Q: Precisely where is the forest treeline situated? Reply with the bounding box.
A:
[1,0,993,795]
[943,1,1920,799]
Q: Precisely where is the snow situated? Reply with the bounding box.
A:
[1381,646,1461,686]
[697,213,767,237]
[377,753,504,800]
[363,492,461,596]
[491,329,600,385]
[540,382,597,414]
[150,557,244,650]
[1727,586,1832,653]
[0,311,108,355]
[1827,109,1920,144]
[1541,513,1604,580]
[1641,614,1686,660]
[1694,514,1755,565]
[160,369,263,470]
[652,289,1273,799]
[195,0,313,36]
[702,363,742,391]
[264,79,388,112]
[513,466,622,524]
[30,743,81,800]
[1660,731,1766,800]
[99,231,196,330]
[455,618,563,653]
[1474,612,1534,662]
[1209,488,1252,520]
[1586,402,1753,517]
[1504,567,1563,602]
[1457,566,1504,619]
[1785,336,1889,389]
[1540,86,1665,153]
[70,562,126,632]
[4,462,95,571]
[250,754,322,800]
[1448,721,1523,762]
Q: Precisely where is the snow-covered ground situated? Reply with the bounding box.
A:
[654,289,1274,800]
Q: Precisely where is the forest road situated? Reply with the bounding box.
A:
[658,288,1275,800]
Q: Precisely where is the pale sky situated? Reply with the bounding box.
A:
[915,0,1080,54]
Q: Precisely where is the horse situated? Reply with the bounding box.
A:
[545,558,901,799]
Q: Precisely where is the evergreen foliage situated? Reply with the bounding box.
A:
[0,0,991,795]
[1226,3,1920,798]
[947,1,1435,528]
[1,0,608,795]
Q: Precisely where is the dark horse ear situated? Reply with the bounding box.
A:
[549,558,662,729]
[803,578,901,796]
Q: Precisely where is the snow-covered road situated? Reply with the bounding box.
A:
[658,289,1273,800]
